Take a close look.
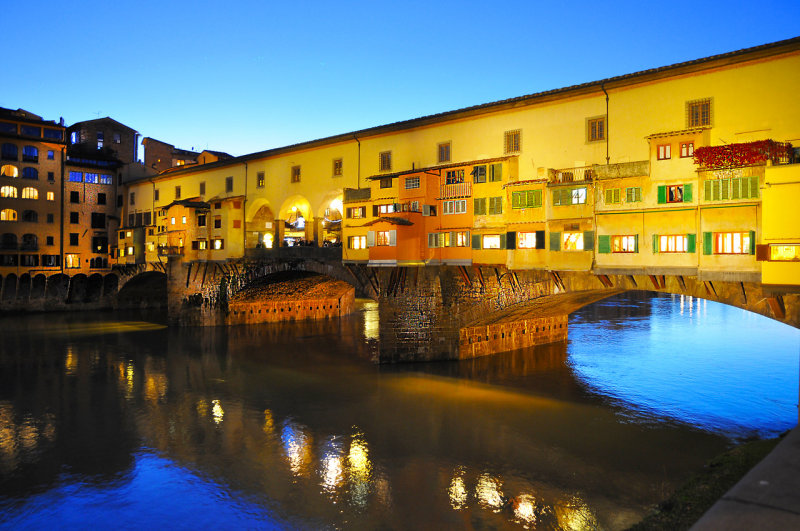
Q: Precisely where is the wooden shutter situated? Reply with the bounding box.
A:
[499,233,507,249]
[533,190,542,207]
[506,232,516,250]
[471,234,481,249]
[367,231,375,247]
[657,185,666,204]
[389,230,397,247]
[683,183,693,202]
[704,180,712,201]
[583,231,594,251]
[652,234,659,253]
[535,230,545,249]
[749,176,759,198]
[749,230,756,255]
[633,234,639,253]
[422,204,431,216]
[511,192,521,208]
[702,232,712,255]
[549,232,560,251]
[687,233,696,253]
[490,163,502,182]
[372,205,379,217]
[605,189,613,204]
[755,244,770,261]
[598,235,611,254]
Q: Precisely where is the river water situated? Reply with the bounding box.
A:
[0,292,797,530]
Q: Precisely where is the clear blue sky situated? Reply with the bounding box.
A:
[5,0,798,157]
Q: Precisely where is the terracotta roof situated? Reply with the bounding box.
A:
[362,216,414,226]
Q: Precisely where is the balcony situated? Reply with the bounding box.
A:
[549,166,594,184]
[157,245,184,256]
[694,140,795,171]
[440,182,472,199]
[344,187,371,202]
[593,160,649,180]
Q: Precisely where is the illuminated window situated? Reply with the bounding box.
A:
[65,254,80,268]
[96,131,104,149]
[405,176,420,189]
[562,232,584,251]
[511,190,541,208]
[291,165,301,183]
[213,239,224,250]
[504,129,521,153]
[0,209,17,221]
[769,245,800,261]
[445,170,464,184]
[668,185,684,203]
[347,206,366,219]
[257,171,265,187]
[379,151,392,172]
[47,150,54,160]
[348,235,367,249]
[127,246,134,255]
[438,142,451,163]
[687,99,711,127]
[482,235,501,249]
[376,231,391,246]
[712,231,752,255]
[84,173,99,184]
[198,240,208,250]
[587,117,605,142]
[68,171,82,182]
[377,204,395,214]
[611,235,638,253]
[657,144,671,160]
[0,186,17,198]
[1,164,18,177]
[332,159,343,177]
[443,199,466,215]
[517,232,542,249]
[181,216,187,224]
[170,217,176,225]
[680,142,694,158]
[658,234,689,253]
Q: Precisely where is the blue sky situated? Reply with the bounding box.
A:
[6,0,798,157]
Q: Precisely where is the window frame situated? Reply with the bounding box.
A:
[379,151,392,172]
[437,142,451,163]
[687,98,712,128]
[291,165,301,183]
[587,116,606,142]
[657,144,672,160]
[504,129,521,154]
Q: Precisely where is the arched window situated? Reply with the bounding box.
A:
[21,234,37,250]
[0,209,18,221]
[21,187,38,199]
[21,210,37,222]
[1,143,17,160]
[22,146,38,162]
[22,167,38,180]
[0,186,17,198]
[0,164,18,177]
[1,233,17,249]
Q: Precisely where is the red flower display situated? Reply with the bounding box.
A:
[693,140,794,170]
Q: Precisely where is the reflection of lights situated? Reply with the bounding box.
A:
[347,433,373,508]
[514,494,537,526]
[65,347,77,375]
[144,373,168,403]
[212,400,224,424]
[281,421,311,476]
[125,362,135,398]
[448,474,468,509]
[196,400,208,416]
[263,409,274,434]
[555,495,597,530]
[476,473,503,511]
[362,301,379,340]
[320,437,344,493]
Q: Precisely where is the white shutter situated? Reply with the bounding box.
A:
[422,204,431,216]
[389,230,397,246]
[367,231,375,247]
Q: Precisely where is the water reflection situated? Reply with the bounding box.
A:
[0,295,796,529]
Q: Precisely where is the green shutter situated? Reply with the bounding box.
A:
[683,183,692,203]
[499,233,507,249]
[506,232,516,250]
[653,234,659,253]
[731,178,741,200]
[750,176,759,198]
[490,163,502,182]
[687,233,696,253]
[449,231,456,247]
[633,234,639,253]
[703,232,713,255]
[636,187,642,202]
[472,234,481,249]
[657,185,666,204]
[704,180,712,201]
[613,189,620,203]
[605,189,614,204]
[511,191,521,208]
[749,230,756,255]
[474,198,486,215]
[552,190,561,206]
[598,235,611,253]
[533,190,542,207]
[550,232,561,251]
[583,230,594,251]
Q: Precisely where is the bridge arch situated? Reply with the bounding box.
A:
[118,270,167,308]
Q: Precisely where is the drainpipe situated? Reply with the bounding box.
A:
[601,83,610,165]
[243,161,248,254]
[354,134,361,189]
[60,146,65,274]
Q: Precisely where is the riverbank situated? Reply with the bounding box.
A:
[629,433,785,530]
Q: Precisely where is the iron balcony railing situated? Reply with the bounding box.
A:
[549,166,595,184]
[439,182,472,199]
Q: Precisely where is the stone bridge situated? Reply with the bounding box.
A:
[154,247,800,362]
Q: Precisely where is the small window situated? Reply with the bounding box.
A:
[225,176,233,192]
[96,131,104,149]
[446,170,464,184]
[482,235,501,249]
[379,151,392,172]
[69,233,79,246]
[438,142,451,163]
[2,144,18,160]
[667,185,684,203]
[47,191,55,201]
[625,187,642,203]
[680,142,694,158]
[488,196,503,215]
[47,171,54,182]
[113,132,121,144]
[504,129,521,154]
[379,177,392,188]
[332,159,343,177]
[712,231,752,255]
[611,235,638,253]
[198,214,206,227]
[472,165,486,184]
[47,150,54,160]
[22,167,38,180]
[200,182,206,195]
[70,212,79,224]
[657,144,671,160]
[1,164,18,177]
[154,189,160,202]
[214,216,221,229]
[22,146,38,162]
[171,217,176,225]
[0,209,17,221]
[658,234,689,253]
[213,239,224,250]
[46,236,54,246]
[291,166,301,183]
[181,216,187,224]
[511,190,541,208]
[233,220,241,228]
[444,199,467,215]
[604,188,620,204]
[47,213,54,223]
[257,172,265,187]
[405,176,420,189]
[687,98,711,127]
[91,213,105,229]
[348,235,367,249]
[70,191,80,203]
[0,186,16,198]
[129,192,135,205]
[562,232,585,251]
[175,185,181,199]
[587,117,605,142]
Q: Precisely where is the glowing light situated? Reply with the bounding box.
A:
[320,437,344,493]
[262,233,274,249]
[329,198,342,214]
[144,372,168,403]
[513,493,537,526]
[263,409,274,434]
[212,399,224,424]
[476,473,503,511]
[448,473,468,509]
[64,347,77,375]
[281,421,311,476]
[291,206,297,212]
[196,400,208,416]
[347,433,373,508]
[362,300,380,340]
[555,495,598,530]
[125,362,135,398]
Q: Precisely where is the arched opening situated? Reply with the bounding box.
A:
[317,192,343,247]
[45,274,69,303]
[17,274,31,302]
[86,273,104,302]
[2,274,17,301]
[0,164,18,178]
[0,185,17,198]
[67,274,89,303]
[278,195,313,247]
[103,273,119,297]
[31,274,46,300]
[246,201,276,250]
[118,271,167,308]
[1,233,17,250]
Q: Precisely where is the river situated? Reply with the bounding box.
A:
[0,292,797,529]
